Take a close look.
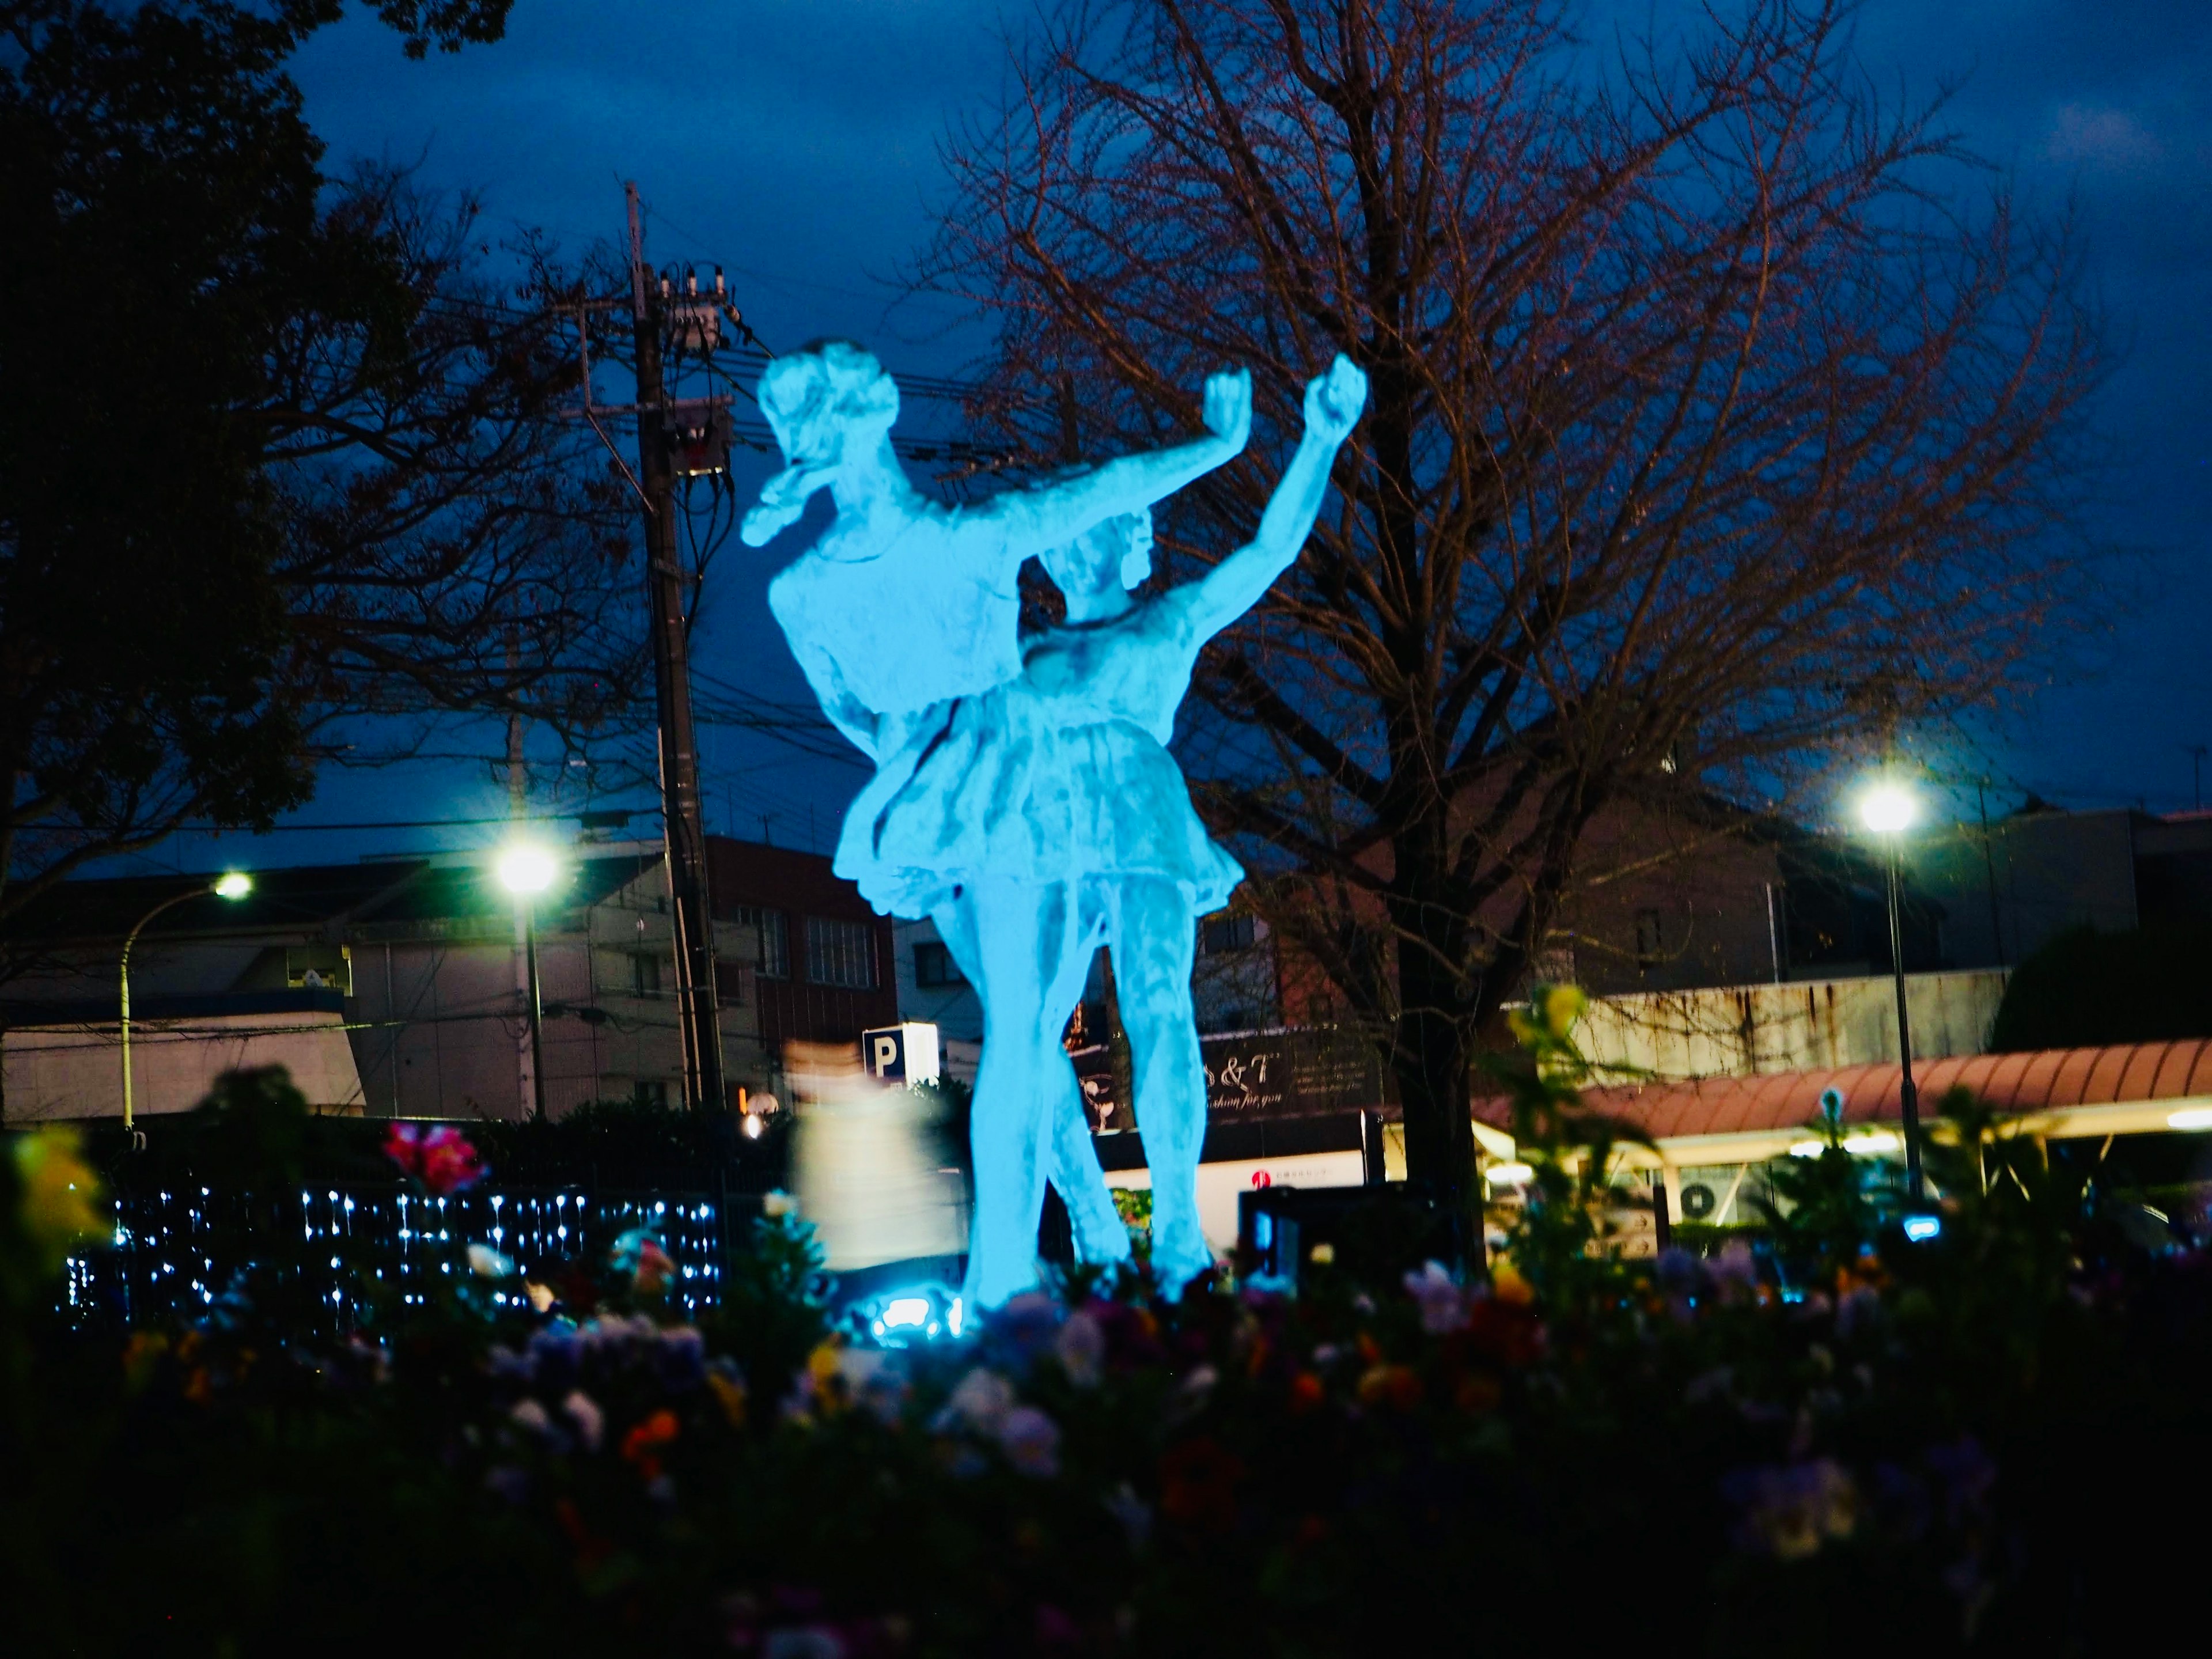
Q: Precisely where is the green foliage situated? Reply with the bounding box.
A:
[1,1060,2209,1652]
[1990,922,2212,1049]
[1478,982,1655,1300]
[1748,1090,1898,1285]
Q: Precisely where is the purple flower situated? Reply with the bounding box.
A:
[1709,1240,1760,1300]
[985,1291,1065,1368]
[1403,1260,1471,1334]
[1835,1286,1884,1340]
[998,1406,1062,1478]
[656,1324,707,1389]
[1723,1458,1858,1560]
[527,1323,582,1387]
[1055,1310,1105,1387]
[1655,1248,1701,1293]
[1925,1436,1995,1527]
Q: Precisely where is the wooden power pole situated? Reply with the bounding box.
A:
[626,182,726,1118]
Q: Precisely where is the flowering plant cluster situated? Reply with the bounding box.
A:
[383,1121,487,1196]
[1,1048,2209,1656]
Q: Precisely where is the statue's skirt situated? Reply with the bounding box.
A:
[834,690,1243,921]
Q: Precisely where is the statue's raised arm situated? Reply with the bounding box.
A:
[1180,355,1368,643]
[975,369,1253,561]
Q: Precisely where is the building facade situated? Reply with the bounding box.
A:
[0,844,766,1122]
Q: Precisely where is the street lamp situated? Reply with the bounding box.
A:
[122,872,253,1132]
[496,842,558,1122]
[1857,779,1923,1201]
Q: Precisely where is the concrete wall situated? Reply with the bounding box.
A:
[5,1011,366,1120]
[1571,969,2010,1081]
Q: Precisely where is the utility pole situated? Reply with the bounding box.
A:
[1976,779,2006,969]
[626,181,726,1122]
[506,623,537,1120]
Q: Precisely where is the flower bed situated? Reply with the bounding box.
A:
[3,1061,2210,1654]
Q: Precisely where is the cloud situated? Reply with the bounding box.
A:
[2045,102,2163,168]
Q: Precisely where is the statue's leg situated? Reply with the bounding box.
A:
[932,892,1129,1270]
[1109,877,1211,1294]
[1037,884,1133,1268]
[959,877,1075,1310]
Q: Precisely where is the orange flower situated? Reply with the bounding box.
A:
[1455,1372,1502,1413]
[122,1331,169,1392]
[707,1370,747,1428]
[1160,1437,1244,1533]
[1490,1261,1535,1306]
[620,1408,680,1482]
[1357,1364,1424,1411]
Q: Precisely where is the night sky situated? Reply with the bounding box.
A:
[139,0,2212,876]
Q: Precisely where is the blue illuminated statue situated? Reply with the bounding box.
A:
[745,344,1367,1306]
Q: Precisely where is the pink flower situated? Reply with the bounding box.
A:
[385,1123,486,1195]
[997,1406,1062,1478]
[562,1389,605,1452]
[1403,1260,1472,1334]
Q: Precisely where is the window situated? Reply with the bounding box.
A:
[1199,912,1256,955]
[1635,909,1664,967]
[630,1079,669,1110]
[732,907,788,978]
[806,915,877,988]
[630,950,662,997]
[914,939,964,988]
[286,946,350,994]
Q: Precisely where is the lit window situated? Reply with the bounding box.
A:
[806,915,876,989]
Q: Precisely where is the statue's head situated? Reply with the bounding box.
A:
[1043,509,1154,600]
[743,342,900,545]
[757,339,900,467]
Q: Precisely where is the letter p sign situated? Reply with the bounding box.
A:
[862,1022,941,1085]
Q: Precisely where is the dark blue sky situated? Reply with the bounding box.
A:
[144,0,2212,876]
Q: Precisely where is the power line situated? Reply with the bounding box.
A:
[174,810,661,834]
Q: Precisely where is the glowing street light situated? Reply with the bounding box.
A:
[497,843,560,1122]
[495,843,558,896]
[1858,782,1918,836]
[1858,775,1925,1204]
[122,872,253,1134]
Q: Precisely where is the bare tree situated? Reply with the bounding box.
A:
[0,1,641,940]
[919,0,2100,1240]
[268,168,646,777]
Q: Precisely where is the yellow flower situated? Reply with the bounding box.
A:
[1490,1259,1536,1306]
[707,1369,747,1427]
[1539,983,1586,1039]
[13,1126,107,1274]
[123,1331,171,1393]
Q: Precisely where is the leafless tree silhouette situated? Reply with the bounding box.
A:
[919,0,2101,1238]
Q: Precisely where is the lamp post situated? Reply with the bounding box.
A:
[1858,781,1923,1202]
[496,843,558,1123]
[122,870,253,1133]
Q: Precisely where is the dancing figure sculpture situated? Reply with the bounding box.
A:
[861,355,1369,1301]
[742,342,1251,1289]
